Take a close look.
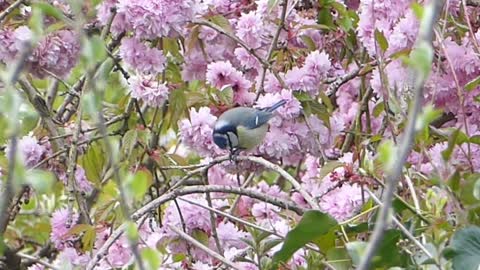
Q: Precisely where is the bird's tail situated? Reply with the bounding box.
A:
[265,99,287,112]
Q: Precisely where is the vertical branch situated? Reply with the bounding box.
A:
[0,137,18,234]
[356,1,445,270]
[65,108,92,225]
[256,0,288,100]
[202,169,223,255]
[0,42,34,234]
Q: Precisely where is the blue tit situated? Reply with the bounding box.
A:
[212,99,286,153]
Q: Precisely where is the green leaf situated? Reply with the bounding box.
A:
[411,2,424,19]
[300,35,317,51]
[346,241,366,265]
[126,170,152,201]
[209,15,233,33]
[81,35,107,65]
[446,226,480,270]
[473,178,480,200]
[442,128,460,161]
[267,0,280,11]
[272,210,338,265]
[28,5,44,35]
[192,229,209,246]
[82,225,96,252]
[347,230,407,268]
[377,140,396,173]
[121,129,138,157]
[318,161,343,181]
[374,30,389,53]
[327,247,351,270]
[406,41,434,80]
[79,142,105,185]
[415,104,442,132]
[464,75,480,92]
[126,221,139,242]
[142,248,162,270]
[32,2,65,21]
[25,170,55,194]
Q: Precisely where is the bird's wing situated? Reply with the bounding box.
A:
[243,110,273,129]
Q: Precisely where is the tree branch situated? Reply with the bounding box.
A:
[168,225,241,270]
[256,0,289,99]
[0,0,25,23]
[356,1,444,269]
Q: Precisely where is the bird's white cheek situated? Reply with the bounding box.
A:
[226,131,239,148]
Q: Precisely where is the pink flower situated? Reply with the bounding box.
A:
[96,0,128,36]
[30,30,80,78]
[162,195,212,234]
[117,0,200,39]
[236,11,264,49]
[129,74,170,107]
[27,264,45,270]
[234,47,262,72]
[6,135,48,168]
[258,125,300,159]
[0,26,32,63]
[58,247,90,267]
[179,106,223,156]
[208,163,240,186]
[303,50,332,78]
[262,72,283,94]
[251,202,282,221]
[106,235,133,267]
[357,0,411,56]
[50,208,79,250]
[206,61,248,90]
[58,165,94,195]
[182,48,208,82]
[215,221,248,249]
[297,154,367,221]
[119,37,166,74]
[387,11,419,55]
[206,60,254,105]
[192,262,214,270]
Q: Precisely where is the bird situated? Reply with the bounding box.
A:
[212,99,287,156]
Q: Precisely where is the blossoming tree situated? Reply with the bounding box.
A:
[1,0,480,269]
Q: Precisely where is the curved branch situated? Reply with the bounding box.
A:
[86,185,306,270]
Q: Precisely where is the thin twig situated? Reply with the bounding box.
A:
[256,0,288,100]
[356,1,444,269]
[17,252,59,270]
[365,189,435,260]
[235,156,319,210]
[203,170,224,255]
[168,225,241,270]
[0,137,17,233]
[178,197,282,238]
[0,0,25,22]
[0,41,34,234]
[87,185,305,269]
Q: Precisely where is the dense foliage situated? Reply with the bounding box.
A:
[0,0,480,269]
